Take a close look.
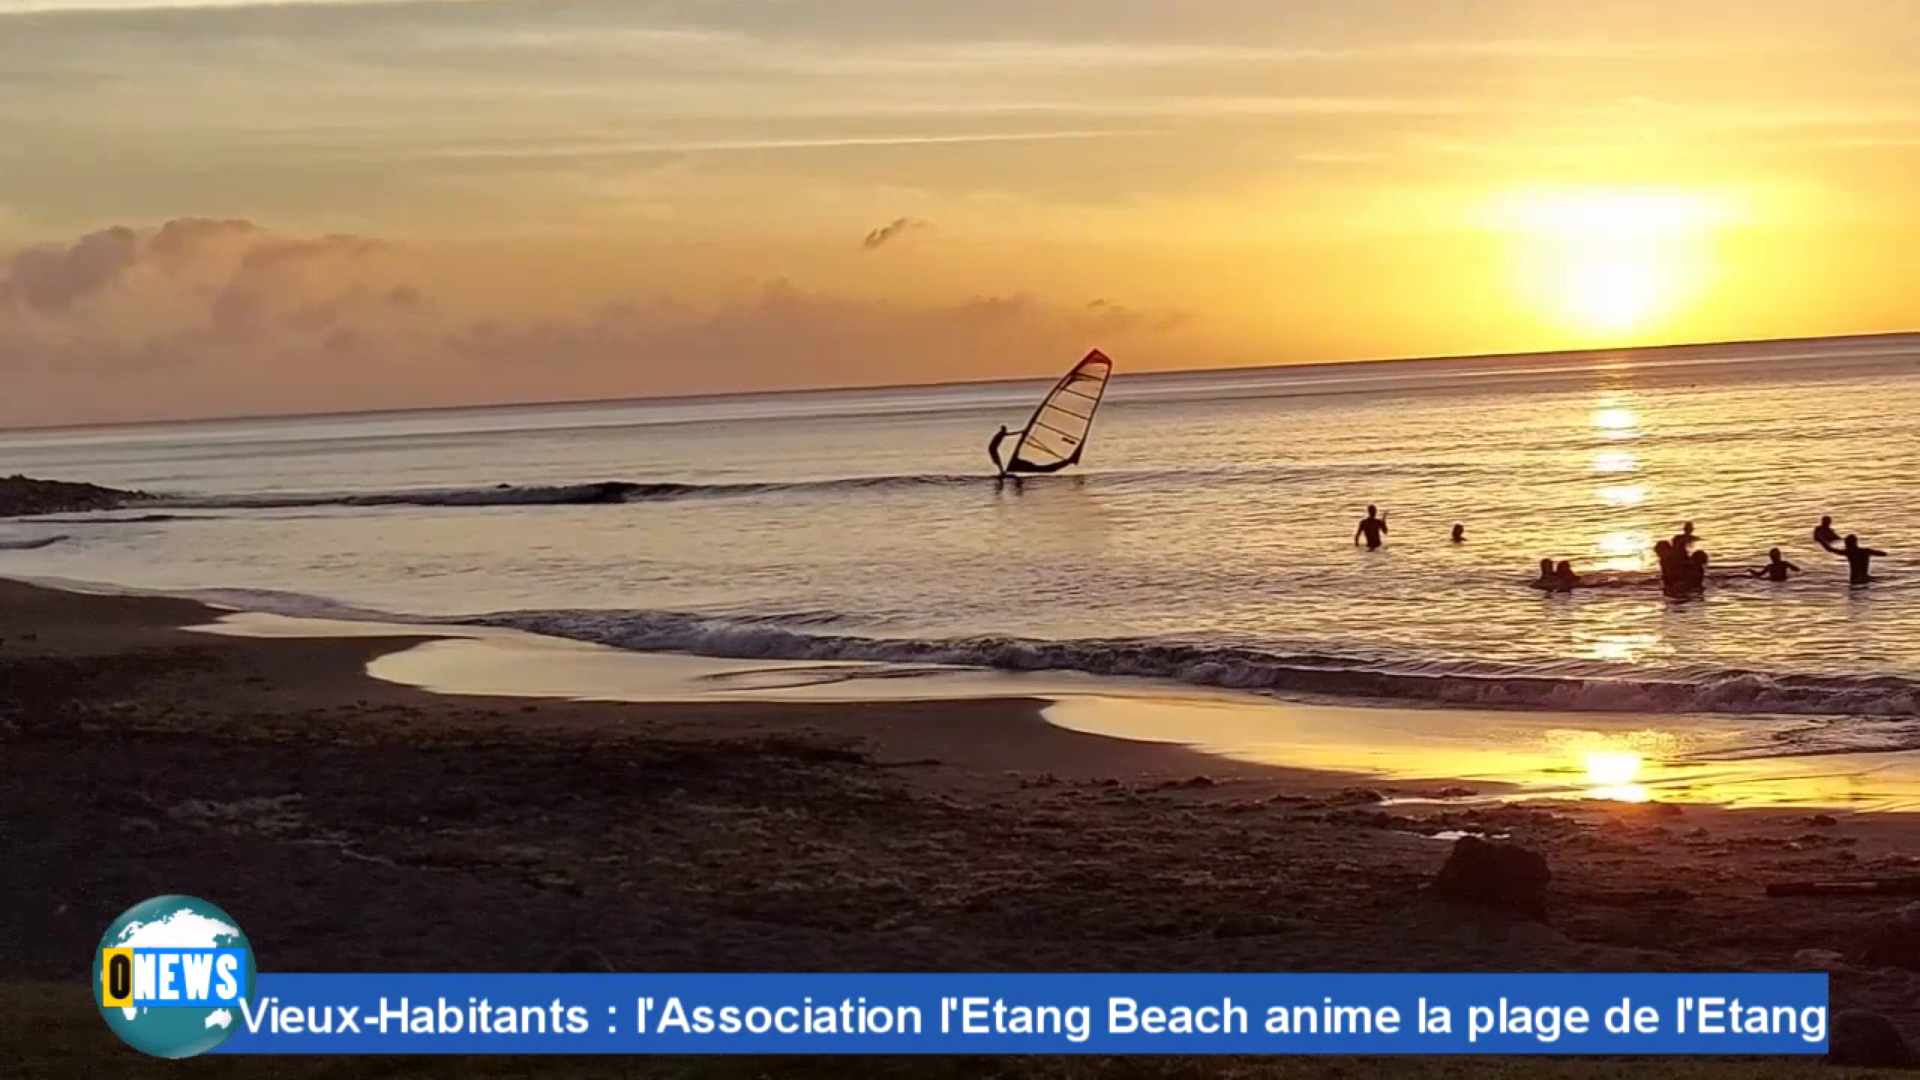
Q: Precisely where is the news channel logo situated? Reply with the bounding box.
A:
[91,895,257,1059]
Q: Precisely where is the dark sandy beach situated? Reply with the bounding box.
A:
[3,579,1918,1076]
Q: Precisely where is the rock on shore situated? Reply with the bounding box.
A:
[0,475,145,517]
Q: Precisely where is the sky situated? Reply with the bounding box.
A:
[1,0,1917,425]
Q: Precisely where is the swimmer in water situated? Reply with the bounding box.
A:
[1749,548,1802,583]
[1830,534,1887,586]
[1451,523,1465,544]
[1751,545,1804,580]
[1814,516,1841,552]
[1354,505,1388,550]
[1529,558,1561,590]
[1672,521,1700,555]
[1554,560,1580,591]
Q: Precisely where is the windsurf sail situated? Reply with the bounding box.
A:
[1002,349,1112,474]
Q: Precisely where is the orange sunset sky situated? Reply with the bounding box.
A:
[1,0,1916,425]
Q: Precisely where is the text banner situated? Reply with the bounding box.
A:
[214,973,1829,1055]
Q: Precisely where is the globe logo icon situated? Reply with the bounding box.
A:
[92,895,257,1059]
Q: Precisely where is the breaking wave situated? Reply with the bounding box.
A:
[461,607,1920,719]
[27,513,216,525]
[145,475,990,511]
[0,534,68,550]
[135,463,1510,513]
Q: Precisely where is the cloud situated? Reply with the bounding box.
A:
[431,278,1187,407]
[207,232,383,338]
[421,131,1147,164]
[148,216,259,265]
[2,225,140,314]
[860,216,929,250]
[0,0,480,14]
[0,217,384,332]
[322,325,361,354]
[918,37,1796,69]
[0,219,1193,425]
[1081,297,1189,336]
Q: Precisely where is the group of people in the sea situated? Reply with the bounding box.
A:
[1354,506,1891,596]
[1647,521,1714,597]
[1574,516,1882,595]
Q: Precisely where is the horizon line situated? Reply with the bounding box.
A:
[2,326,1914,436]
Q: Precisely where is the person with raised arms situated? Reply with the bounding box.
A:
[1831,534,1888,586]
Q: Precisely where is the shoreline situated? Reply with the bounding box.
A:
[6,576,1920,1066]
[21,572,1920,812]
[9,560,1915,726]
[209,603,1920,813]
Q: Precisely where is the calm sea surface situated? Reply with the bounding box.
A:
[4,335,1918,721]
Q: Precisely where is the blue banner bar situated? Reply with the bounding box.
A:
[212,973,1828,1054]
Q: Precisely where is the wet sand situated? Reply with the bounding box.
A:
[5,579,1920,1071]
[317,613,1920,812]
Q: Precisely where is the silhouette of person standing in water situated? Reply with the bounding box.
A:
[1831,534,1887,585]
[1672,521,1700,555]
[1686,550,1711,593]
[1354,505,1388,550]
[1654,540,1707,597]
[1451,523,1466,544]
[988,426,1010,474]
[1814,516,1841,552]
[1654,540,1680,593]
[1750,548,1802,582]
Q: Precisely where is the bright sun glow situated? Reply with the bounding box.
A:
[1592,406,1639,437]
[1586,751,1644,788]
[1583,750,1650,802]
[1584,633,1660,664]
[1595,529,1653,571]
[1493,187,1739,339]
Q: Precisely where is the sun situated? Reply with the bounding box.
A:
[1567,241,1659,331]
[1492,188,1733,340]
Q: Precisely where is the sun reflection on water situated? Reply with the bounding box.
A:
[1592,407,1640,439]
[1585,751,1650,803]
[1549,729,1675,803]
[1045,699,1920,813]
[1592,449,1638,474]
[1595,529,1651,569]
[1584,632,1660,663]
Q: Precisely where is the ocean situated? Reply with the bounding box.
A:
[4,334,1919,726]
